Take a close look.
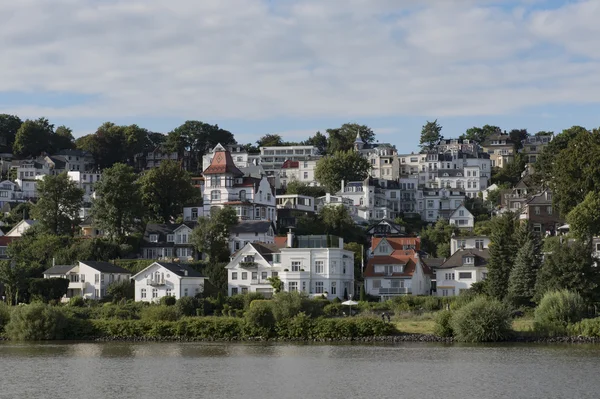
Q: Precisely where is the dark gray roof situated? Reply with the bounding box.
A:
[437,248,490,269]
[156,262,205,278]
[80,261,131,274]
[56,149,92,157]
[143,222,197,246]
[48,156,66,169]
[43,265,75,275]
[422,257,446,268]
[437,169,464,177]
[230,220,273,234]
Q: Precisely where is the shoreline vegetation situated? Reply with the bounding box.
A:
[3,291,600,344]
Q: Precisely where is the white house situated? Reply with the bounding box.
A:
[226,232,355,299]
[43,261,132,301]
[449,204,475,229]
[363,236,432,299]
[140,222,197,261]
[279,159,319,187]
[339,178,401,223]
[229,220,275,253]
[5,219,37,237]
[450,235,490,255]
[67,171,102,203]
[0,180,23,206]
[202,144,276,222]
[133,262,207,302]
[418,188,466,223]
[435,248,490,296]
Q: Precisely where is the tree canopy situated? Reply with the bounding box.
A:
[326,123,375,153]
[486,212,518,300]
[0,114,23,152]
[419,120,443,151]
[13,118,73,157]
[303,131,328,155]
[32,173,84,236]
[314,150,371,193]
[191,206,238,263]
[461,125,501,144]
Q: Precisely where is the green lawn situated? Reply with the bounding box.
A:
[393,315,535,335]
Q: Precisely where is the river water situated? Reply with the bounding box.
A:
[1,342,599,399]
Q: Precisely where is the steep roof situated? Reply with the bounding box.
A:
[525,190,552,205]
[155,262,205,278]
[372,236,421,252]
[80,261,131,274]
[43,265,75,275]
[437,248,490,269]
[142,222,196,246]
[274,236,287,248]
[364,252,422,278]
[422,257,446,269]
[203,144,244,176]
[230,220,273,234]
[449,205,473,220]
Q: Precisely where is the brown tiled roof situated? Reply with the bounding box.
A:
[437,248,490,269]
[364,256,417,278]
[203,145,243,176]
[274,236,287,248]
[372,236,421,251]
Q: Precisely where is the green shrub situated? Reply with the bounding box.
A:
[301,298,328,318]
[176,296,199,316]
[5,303,70,340]
[422,297,442,312]
[277,312,314,339]
[243,293,265,310]
[0,302,10,333]
[450,296,512,342]
[433,310,453,337]
[569,317,600,337]
[140,305,180,322]
[244,300,276,337]
[271,292,303,321]
[332,297,342,304]
[534,290,586,336]
[69,296,85,307]
[91,302,143,320]
[227,294,246,311]
[323,303,343,317]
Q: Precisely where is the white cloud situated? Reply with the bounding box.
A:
[0,0,599,123]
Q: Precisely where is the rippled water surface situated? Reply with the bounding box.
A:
[1,342,599,399]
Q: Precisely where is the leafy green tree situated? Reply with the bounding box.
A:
[191,206,238,263]
[7,230,72,277]
[28,278,69,303]
[491,153,526,186]
[0,260,26,305]
[139,160,199,223]
[535,240,600,303]
[344,242,364,283]
[507,225,542,306]
[267,276,284,294]
[420,220,457,257]
[165,120,236,172]
[462,125,501,144]
[486,213,518,300]
[419,120,443,151]
[303,131,328,155]
[106,280,134,302]
[33,173,84,235]
[359,284,366,301]
[13,118,55,157]
[52,125,76,151]
[508,129,528,150]
[567,191,600,240]
[315,150,371,192]
[256,134,285,147]
[0,114,22,152]
[326,123,375,153]
[551,128,600,217]
[91,163,143,241]
[284,180,326,197]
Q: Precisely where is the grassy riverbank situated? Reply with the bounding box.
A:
[393,314,535,335]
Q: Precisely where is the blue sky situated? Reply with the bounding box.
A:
[1,0,599,153]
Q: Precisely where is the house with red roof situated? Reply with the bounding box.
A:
[202,144,276,222]
[364,236,433,299]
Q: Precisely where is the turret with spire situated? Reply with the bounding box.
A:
[353,129,364,151]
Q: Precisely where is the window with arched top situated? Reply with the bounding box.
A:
[239,190,246,201]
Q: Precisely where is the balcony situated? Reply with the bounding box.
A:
[68,281,86,290]
[239,261,258,269]
[147,278,166,286]
[251,279,270,285]
[379,287,411,295]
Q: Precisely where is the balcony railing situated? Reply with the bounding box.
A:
[379,287,411,294]
[147,279,166,286]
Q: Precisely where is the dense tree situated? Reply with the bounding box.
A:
[419,120,443,151]
[165,120,236,172]
[91,163,143,242]
[486,213,518,300]
[256,134,285,147]
[532,126,587,187]
[32,173,84,235]
[0,114,22,152]
[550,128,600,217]
[535,240,600,303]
[0,260,27,305]
[13,118,55,157]
[314,150,371,193]
[139,160,199,223]
[491,153,526,186]
[420,220,457,257]
[106,280,134,302]
[51,125,76,151]
[7,230,72,275]
[326,123,375,153]
[507,225,542,306]
[567,191,600,241]
[303,131,328,155]
[284,180,326,198]
[462,125,501,144]
[28,278,69,303]
[345,242,365,283]
[191,206,238,263]
[508,129,528,150]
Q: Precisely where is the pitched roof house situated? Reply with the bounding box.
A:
[140,222,197,261]
[132,262,207,302]
[449,204,474,229]
[435,248,490,297]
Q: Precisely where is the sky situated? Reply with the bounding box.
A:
[1,0,599,153]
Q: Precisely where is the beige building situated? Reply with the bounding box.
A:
[481,133,516,168]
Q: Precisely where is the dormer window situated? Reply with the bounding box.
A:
[378,243,389,253]
[167,234,174,243]
[149,234,158,243]
[243,255,255,263]
[464,256,474,265]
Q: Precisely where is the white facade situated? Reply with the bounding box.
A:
[418,188,466,223]
[133,262,207,302]
[202,145,258,171]
[183,205,202,222]
[67,171,102,203]
[5,219,37,237]
[450,236,490,255]
[279,159,319,187]
[276,194,316,213]
[229,221,275,253]
[449,205,475,229]
[227,234,354,300]
[43,261,131,301]
[436,249,489,297]
[259,145,321,172]
[0,180,23,205]
[315,194,356,218]
[339,178,401,223]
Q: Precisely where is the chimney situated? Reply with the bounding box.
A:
[340,179,345,192]
[287,227,294,248]
[339,237,344,249]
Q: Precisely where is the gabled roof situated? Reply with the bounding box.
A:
[449,205,473,220]
[372,236,421,252]
[80,261,131,274]
[132,262,206,279]
[525,190,552,205]
[436,248,490,269]
[364,252,428,277]
[230,220,274,234]
[366,219,406,236]
[203,144,244,176]
[143,222,196,246]
[43,265,75,275]
[6,219,38,236]
[230,242,281,264]
[422,257,446,269]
